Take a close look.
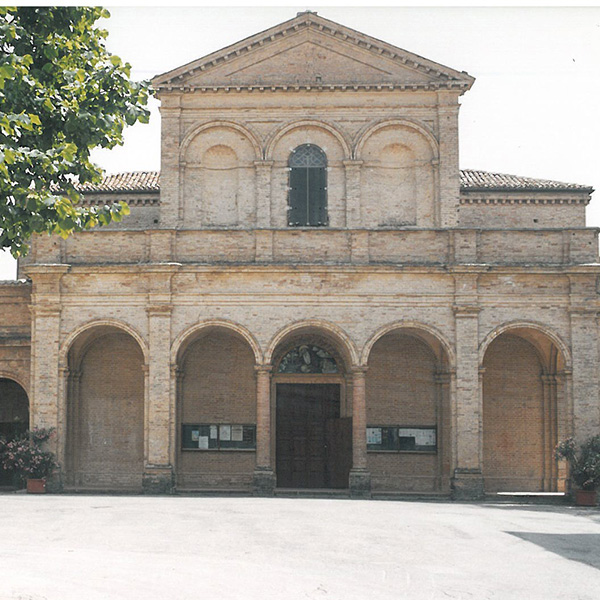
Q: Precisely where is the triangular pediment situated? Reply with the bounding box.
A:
[153,12,474,92]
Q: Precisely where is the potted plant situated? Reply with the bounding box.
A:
[0,428,58,493]
[555,435,600,506]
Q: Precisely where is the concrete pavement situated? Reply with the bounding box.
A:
[0,495,599,600]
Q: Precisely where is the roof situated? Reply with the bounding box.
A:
[75,171,160,194]
[152,11,474,93]
[76,170,592,195]
[460,169,593,193]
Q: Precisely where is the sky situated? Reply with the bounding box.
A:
[1,5,599,279]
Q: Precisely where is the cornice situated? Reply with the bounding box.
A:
[153,12,474,92]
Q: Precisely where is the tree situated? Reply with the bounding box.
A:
[0,7,151,256]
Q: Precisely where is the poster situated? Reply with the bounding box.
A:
[367,427,382,445]
[219,425,231,441]
[198,436,209,449]
[231,425,243,442]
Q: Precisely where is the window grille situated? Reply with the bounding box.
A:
[288,144,328,226]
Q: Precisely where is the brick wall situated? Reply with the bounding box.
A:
[366,333,449,492]
[178,330,256,489]
[482,334,544,492]
[69,332,145,489]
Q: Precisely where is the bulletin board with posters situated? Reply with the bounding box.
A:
[366,426,437,453]
[181,424,256,451]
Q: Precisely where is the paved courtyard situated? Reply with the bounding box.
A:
[0,495,599,600]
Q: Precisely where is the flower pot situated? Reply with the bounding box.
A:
[26,478,46,494]
[574,489,597,506]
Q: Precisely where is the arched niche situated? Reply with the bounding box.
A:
[183,125,258,227]
[66,325,145,490]
[358,123,436,228]
[175,325,257,490]
[364,326,451,493]
[481,326,568,493]
[0,378,29,487]
[268,123,349,228]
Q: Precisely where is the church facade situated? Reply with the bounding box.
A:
[1,12,598,498]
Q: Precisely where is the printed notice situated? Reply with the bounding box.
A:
[219,425,231,441]
[231,425,243,442]
[198,436,209,449]
[367,428,382,445]
[210,425,218,439]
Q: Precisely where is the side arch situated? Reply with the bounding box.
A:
[179,120,263,161]
[60,319,149,369]
[265,119,352,161]
[0,372,30,397]
[354,118,440,161]
[361,320,455,368]
[479,321,571,370]
[265,319,359,368]
[171,319,263,366]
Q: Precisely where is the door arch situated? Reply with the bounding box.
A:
[271,330,352,489]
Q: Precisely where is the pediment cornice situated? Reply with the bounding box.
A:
[152,11,474,94]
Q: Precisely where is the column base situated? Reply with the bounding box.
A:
[451,468,484,501]
[143,466,174,494]
[349,468,371,498]
[253,468,276,497]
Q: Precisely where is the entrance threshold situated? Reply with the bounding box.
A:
[486,492,567,505]
[275,487,350,498]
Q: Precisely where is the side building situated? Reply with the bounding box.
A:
[1,12,598,498]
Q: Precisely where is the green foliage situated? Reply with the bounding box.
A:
[0,7,150,256]
[0,427,58,481]
[555,435,600,491]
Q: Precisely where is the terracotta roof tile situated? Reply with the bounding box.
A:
[460,169,592,192]
[77,171,160,193]
[76,169,592,194]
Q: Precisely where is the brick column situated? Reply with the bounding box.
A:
[254,160,274,228]
[26,265,69,491]
[570,308,600,441]
[451,304,484,499]
[343,160,363,229]
[349,366,371,497]
[555,369,573,492]
[253,365,275,495]
[143,304,174,493]
[435,371,452,492]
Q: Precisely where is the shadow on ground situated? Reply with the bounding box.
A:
[507,532,600,570]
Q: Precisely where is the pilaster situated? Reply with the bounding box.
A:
[343,160,363,229]
[253,365,275,496]
[254,160,274,228]
[349,366,371,498]
[451,271,484,499]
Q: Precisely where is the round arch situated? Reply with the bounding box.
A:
[171,319,263,366]
[179,120,262,162]
[479,321,571,370]
[361,320,455,368]
[354,118,440,161]
[265,320,359,369]
[265,119,352,161]
[0,372,30,397]
[60,319,149,369]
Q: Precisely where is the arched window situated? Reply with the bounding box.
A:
[288,144,328,226]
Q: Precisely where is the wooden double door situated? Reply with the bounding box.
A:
[276,383,352,489]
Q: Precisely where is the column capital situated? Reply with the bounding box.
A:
[253,160,274,169]
[343,159,364,168]
[453,304,481,316]
[146,304,173,317]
